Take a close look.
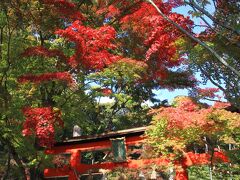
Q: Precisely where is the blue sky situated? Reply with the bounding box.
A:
[100,2,222,106]
[154,2,219,105]
[172,2,215,32]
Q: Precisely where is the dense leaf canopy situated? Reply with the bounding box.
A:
[0,0,239,179]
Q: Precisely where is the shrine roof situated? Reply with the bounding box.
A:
[55,126,147,146]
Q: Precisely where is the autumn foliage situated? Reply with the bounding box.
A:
[146,96,240,160]
[55,21,120,69]
[0,0,238,179]
[196,87,219,99]
[101,88,113,96]
[41,0,84,20]
[19,0,195,147]
[18,72,74,86]
[22,107,63,147]
[21,46,68,62]
[118,1,193,81]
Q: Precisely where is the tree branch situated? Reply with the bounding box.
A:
[186,0,239,35]
[147,0,240,78]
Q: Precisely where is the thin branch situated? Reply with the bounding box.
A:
[0,27,3,61]
[0,136,29,180]
[186,0,239,35]
[147,0,240,78]
[202,97,223,102]
[197,65,226,93]
[1,152,11,180]
[59,81,91,108]
[191,6,240,48]
[109,0,143,25]
[191,6,214,30]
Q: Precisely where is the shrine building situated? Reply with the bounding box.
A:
[44,126,228,180]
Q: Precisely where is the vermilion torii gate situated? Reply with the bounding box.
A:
[44,127,228,180]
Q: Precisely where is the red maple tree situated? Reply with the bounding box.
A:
[19,0,195,147]
[22,107,63,147]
